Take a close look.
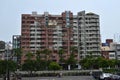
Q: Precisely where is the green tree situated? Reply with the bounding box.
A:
[115,60,120,68]
[107,59,116,68]
[42,48,51,59]
[80,56,120,70]
[8,60,17,72]
[35,50,43,71]
[42,48,51,70]
[66,53,77,70]
[48,62,61,70]
[70,46,77,54]
[80,56,111,69]
[99,58,108,68]
[25,52,34,61]
[36,50,43,61]
[58,48,65,64]
[22,60,37,75]
[0,60,17,75]
[35,60,47,70]
[66,46,77,70]
[80,57,94,69]
[80,51,101,69]
[13,48,22,64]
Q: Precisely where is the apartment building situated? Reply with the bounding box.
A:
[21,11,101,63]
[77,11,101,58]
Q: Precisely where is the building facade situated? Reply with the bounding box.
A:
[110,42,120,60]
[21,11,101,63]
[0,41,5,60]
[0,41,12,60]
[101,39,120,60]
[12,35,21,62]
[77,11,101,59]
[12,35,21,49]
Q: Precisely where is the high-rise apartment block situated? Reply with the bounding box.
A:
[77,11,101,58]
[21,11,101,62]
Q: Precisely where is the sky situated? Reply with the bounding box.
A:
[0,0,120,43]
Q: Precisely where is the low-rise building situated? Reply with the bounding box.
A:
[0,41,5,60]
[101,39,120,60]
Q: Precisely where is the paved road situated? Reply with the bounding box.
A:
[0,76,94,80]
[21,76,94,80]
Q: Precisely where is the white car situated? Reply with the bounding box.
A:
[110,74,120,80]
[99,73,112,80]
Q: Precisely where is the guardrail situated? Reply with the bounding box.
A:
[16,69,102,75]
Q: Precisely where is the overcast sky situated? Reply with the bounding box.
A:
[0,0,120,42]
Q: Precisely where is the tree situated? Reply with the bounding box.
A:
[98,58,108,68]
[22,52,37,74]
[22,60,37,75]
[8,60,17,72]
[80,57,93,69]
[25,52,35,71]
[66,53,77,70]
[66,46,77,70]
[70,46,77,54]
[58,48,65,64]
[48,62,61,71]
[115,60,120,68]
[107,59,116,68]
[0,60,17,75]
[13,48,22,64]
[80,56,112,69]
[42,48,51,59]
[35,50,43,71]
[35,60,47,70]
[36,50,43,61]
[42,48,51,70]
[25,52,34,61]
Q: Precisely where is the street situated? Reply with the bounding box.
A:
[0,76,94,80]
[21,76,94,80]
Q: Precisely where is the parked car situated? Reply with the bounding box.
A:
[91,71,103,79]
[110,74,120,80]
[99,73,112,80]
